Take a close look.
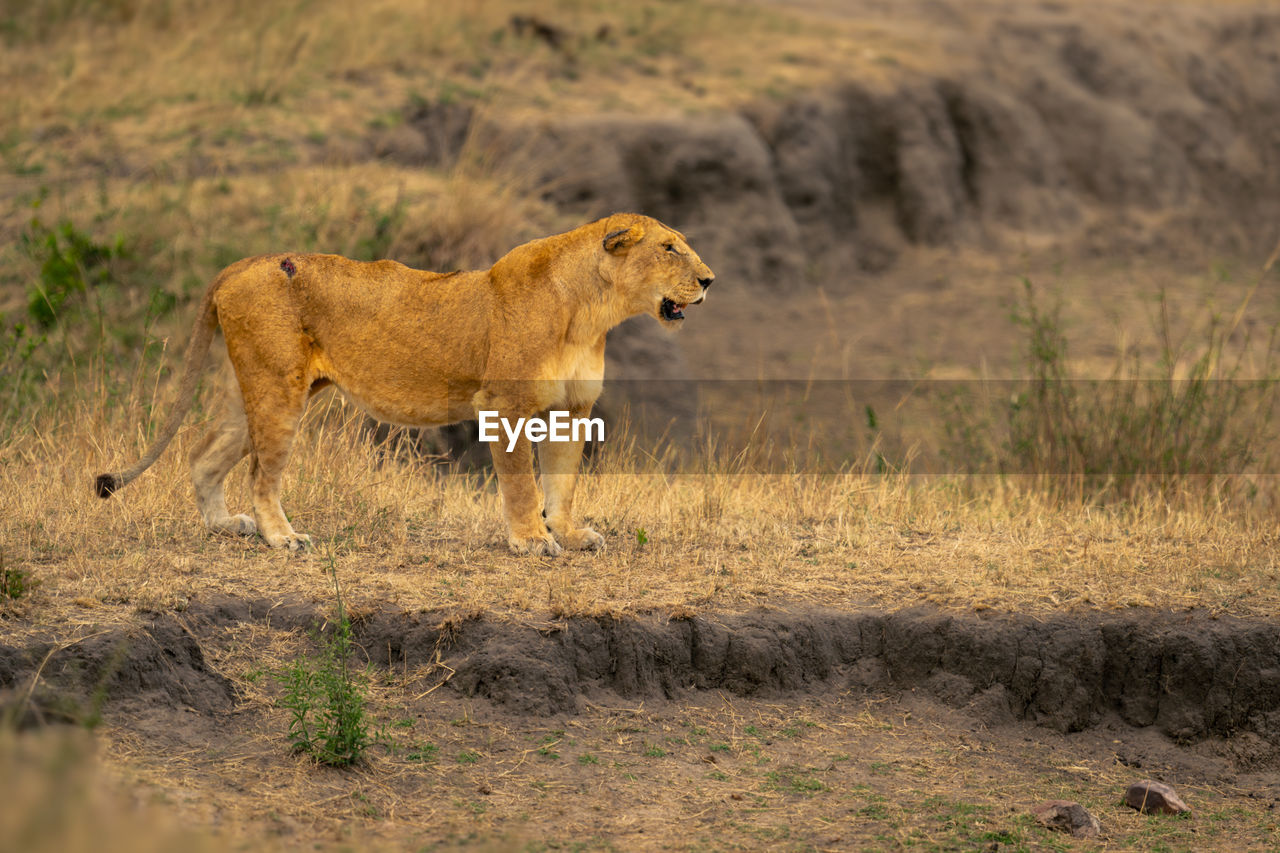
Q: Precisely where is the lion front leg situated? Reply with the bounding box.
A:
[538,405,603,551]
[490,432,562,556]
[477,390,561,556]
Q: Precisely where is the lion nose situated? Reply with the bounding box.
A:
[698,276,714,289]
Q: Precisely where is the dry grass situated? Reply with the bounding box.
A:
[3,362,1279,648]
[0,0,897,124]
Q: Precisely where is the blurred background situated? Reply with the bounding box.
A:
[3,0,1280,484]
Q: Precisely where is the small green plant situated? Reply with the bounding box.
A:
[406,743,439,763]
[277,562,372,767]
[1,565,32,601]
[352,198,407,261]
[20,212,127,329]
[635,527,649,546]
[1014,280,1278,499]
[765,769,828,795]
[349,789,380,818]
[859,802,891,820]
[536,732,563,758]
[457,750,481,764]
[82,641,129,731]
[0,319,44,415]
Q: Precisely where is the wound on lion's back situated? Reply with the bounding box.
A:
[280,258,297,277]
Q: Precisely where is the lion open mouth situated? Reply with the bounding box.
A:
[660,298,687,321]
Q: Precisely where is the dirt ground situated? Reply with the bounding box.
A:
[102,687,1280,851]
[4,599,1279,850]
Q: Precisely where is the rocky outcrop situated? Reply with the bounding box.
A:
[384,7,1280,284]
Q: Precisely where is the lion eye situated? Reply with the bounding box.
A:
[664,243,677,253]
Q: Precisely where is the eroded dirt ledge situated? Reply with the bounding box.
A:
[358,605,1280,744]
[4,598,1278,754]
[384,6,1280,286]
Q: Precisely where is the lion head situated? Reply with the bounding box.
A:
[600,214,715,329]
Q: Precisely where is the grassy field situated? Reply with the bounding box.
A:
[3,0,1278,627]
[5,383,1280,640]
[4,0,1280,849]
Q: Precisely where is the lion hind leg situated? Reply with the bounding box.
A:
[245,397,312,551]
[190,378,256,538]
[219,306,317,552]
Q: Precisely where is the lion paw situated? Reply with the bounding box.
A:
[210,514,257,537]
[264,531,313,551]
[508,532,563,557]
[556,526,604,551]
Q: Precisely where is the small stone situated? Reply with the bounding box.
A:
[1124,780,1191,815]
[1031,800,1103,838]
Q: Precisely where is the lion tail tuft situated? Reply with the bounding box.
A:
[94,264,228,503]
[95,473,122,498]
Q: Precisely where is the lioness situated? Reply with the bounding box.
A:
[95,213,714,554]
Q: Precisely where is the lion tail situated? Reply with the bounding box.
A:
[95,271,227,498]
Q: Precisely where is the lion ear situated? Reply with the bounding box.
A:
[603,225,644,254]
